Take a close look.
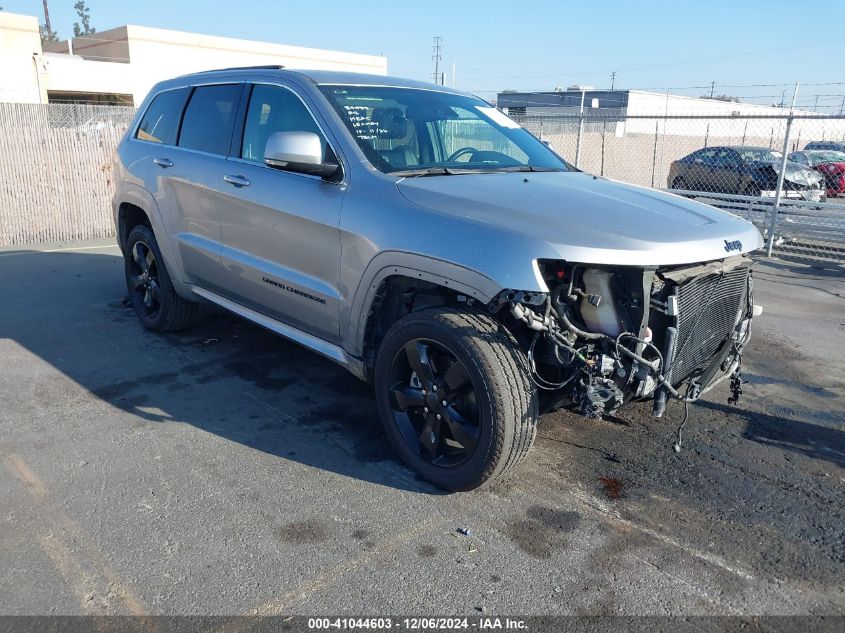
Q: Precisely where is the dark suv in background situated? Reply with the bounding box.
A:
[804,141,845,153]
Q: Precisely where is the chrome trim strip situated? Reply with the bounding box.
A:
[191,286,366,380]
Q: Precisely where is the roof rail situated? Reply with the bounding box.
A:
[187,65,286,75]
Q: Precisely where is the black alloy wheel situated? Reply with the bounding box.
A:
[387,338,480,468]
[128,240,162,319]
[374,308,538,491]
[124,224,198,332]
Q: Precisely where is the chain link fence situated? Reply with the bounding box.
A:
[518,112,845,265]
[0,102,136,247]
[1,102,845,265]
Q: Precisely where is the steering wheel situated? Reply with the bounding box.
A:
[446,147,478,162]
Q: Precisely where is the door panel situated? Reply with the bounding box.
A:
[218,83,345,343]
[154,83,243,291]
[160,151,230,293]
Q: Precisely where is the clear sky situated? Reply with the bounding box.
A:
[4,0,844,110]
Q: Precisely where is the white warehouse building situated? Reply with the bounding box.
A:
[0,11,388,107]
[497,88,845,142]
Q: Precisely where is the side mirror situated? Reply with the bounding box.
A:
[264,131,339,179]
[542,140,553,149]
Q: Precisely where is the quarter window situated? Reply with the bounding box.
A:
[241,84,327,162]
[136,88,189,145]
[178,84,242,155]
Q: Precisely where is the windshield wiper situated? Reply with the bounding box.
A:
[487,165,568,173]
[391,165,568,177]
[390,167,459,177]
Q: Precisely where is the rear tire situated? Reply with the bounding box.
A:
[671,177,693,198]
[124,225,198,332]
[374,308,538,491]
[743,183,761,198]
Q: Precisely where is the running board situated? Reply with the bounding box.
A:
[191,286,367,380]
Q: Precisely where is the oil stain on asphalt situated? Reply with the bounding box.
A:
[598,476,624,500]
[276,519,331,545]
[502,505,580,559]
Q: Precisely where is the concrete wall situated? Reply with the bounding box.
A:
[39,53,136,99]
[123,25,387,105]
[0,13,44,104]
[1,12,388,106]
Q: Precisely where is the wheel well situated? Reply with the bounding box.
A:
[362,275,473,369]
[117,203,152,251]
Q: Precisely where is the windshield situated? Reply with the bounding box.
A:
[319,85,572,175]
[737,149,783,164]
[805,151,845,165]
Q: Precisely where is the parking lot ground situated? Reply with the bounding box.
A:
[0,240,843,617]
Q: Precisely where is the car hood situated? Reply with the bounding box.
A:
[396,172,763,267]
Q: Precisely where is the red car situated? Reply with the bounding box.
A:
[788,150,845,197]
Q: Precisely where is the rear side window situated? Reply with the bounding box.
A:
[178,84,242,155]
[136,88,189,145]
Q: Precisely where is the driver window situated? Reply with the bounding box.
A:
[241,84,327,163]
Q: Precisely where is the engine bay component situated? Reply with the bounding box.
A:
[579,377,624,419]
[579,268,624,336]
[503,255,754,422]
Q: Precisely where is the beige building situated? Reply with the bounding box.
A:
[0,11,387,106]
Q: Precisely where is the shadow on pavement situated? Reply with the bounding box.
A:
[695,399,845,469]
[0,249,442,495]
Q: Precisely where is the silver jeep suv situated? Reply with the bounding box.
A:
[113,67,763,490]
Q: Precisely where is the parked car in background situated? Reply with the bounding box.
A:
[787,150,845,197]
[804,141,845,153]
[668,146,825,201]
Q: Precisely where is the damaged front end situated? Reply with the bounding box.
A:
[494,256,756,419]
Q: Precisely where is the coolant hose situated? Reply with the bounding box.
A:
[551,293,606,340]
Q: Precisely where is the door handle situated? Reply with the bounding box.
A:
[153,157,173,168]
[223,174,250,187]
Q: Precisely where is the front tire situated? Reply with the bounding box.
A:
[124,225,198,332]
[374,308,538,491]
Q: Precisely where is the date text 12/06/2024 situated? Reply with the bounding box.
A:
[307,617,528,630]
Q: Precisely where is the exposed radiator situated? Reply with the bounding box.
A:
[666,263,751,385]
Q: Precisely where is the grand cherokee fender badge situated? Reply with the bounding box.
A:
[262,277,327,305]
[724,239,742,253]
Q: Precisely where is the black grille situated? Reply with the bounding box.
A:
[667,264,750,384]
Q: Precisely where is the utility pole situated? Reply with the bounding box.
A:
[42,0,52,35]
[840,95,844,115]
[767,82,799,257]
[431,36,444,86]
[610,71,616,90]
[709,81,715,98]
[813,95,819,111]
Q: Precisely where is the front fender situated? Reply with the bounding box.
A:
[344,251,522,357]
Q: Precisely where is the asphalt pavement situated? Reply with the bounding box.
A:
[0,241,843,619]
